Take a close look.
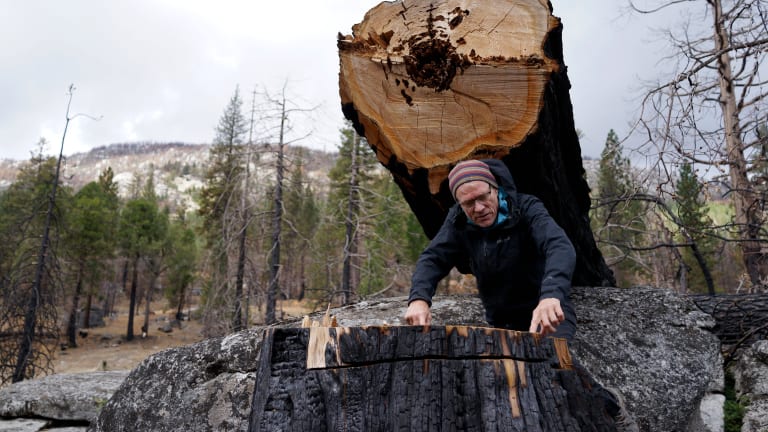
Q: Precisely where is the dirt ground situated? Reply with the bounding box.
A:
[53,299,315,374]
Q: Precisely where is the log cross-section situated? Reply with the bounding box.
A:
[249,326,617,431]
[339,0,559,176]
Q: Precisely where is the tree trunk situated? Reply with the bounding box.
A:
[342,132,361,306]
[338,0,614,286]
[249,326,616,431]
[176,282,186,322]
[234,215,247,331]
[143,271,156,338]
[67,269,84,348]
[710,0,766,286]
[83,293,93,329]
[127,257,139,342]
[267,100,287,324]
[13,90,72,382]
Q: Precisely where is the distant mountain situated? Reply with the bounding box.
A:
[0,144,613,212]
[0,142,338,211]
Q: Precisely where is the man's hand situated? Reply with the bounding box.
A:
[528,298,564,336]
[404,299,432,326]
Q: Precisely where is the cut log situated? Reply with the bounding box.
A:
[249,326,617,431]
[338,0,614,286]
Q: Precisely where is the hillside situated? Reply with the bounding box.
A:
[0,142,338,209]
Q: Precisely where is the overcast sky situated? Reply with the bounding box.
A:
[0,0,671,161]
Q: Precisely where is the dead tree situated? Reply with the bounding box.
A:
[13,86,80,382]
[629,0,768,286]
[338,0,613,286]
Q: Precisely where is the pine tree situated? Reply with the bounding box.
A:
[197,87,248,335]
[118,196,167,341]
[282,151,320,301]
[63,177,119,347]
[593,129,647,286]
[674,162,715,294]
[326,123,378,305]
[361,175,428,297]
[0,151,70,384]
[165,211,198,321]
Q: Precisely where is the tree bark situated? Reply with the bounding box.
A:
[710,0,766,286]
[338,0,614,286]
[249,326,616,431]
[267,97,288,324]
[126,257,138,342]
[67,269,84,348]
[691,293,768,361]
[342,132,361,306]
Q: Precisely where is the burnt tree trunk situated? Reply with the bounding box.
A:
[338,0,614,286]
[691,293,768,361]
[249,326,617,431]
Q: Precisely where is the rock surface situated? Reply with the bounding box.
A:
[0,371,127,422]
[0,371,126,432]
[86,286,722,432]
[730,340,768,432]
[569,286,723,432]
[0,418,50,432]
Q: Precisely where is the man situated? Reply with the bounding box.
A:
[404,159,638,431]
[404,158,577,338]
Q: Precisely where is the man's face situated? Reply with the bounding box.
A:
[455,180,498,227]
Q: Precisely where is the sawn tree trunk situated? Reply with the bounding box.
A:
[338,0,614,286]
[249,326,618,431]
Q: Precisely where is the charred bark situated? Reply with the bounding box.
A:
[249,326,617,431]
[691,293,768,362]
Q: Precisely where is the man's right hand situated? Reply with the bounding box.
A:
[404,299,432,326]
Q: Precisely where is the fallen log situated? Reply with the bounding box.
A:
[249,326,617,431]
[338,0,614,286]
[690,293,768,362]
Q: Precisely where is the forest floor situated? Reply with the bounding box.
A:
[53,298,315,374]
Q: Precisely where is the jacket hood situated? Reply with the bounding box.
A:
[482,159,518,197]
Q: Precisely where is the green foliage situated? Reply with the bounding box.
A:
[118,197,167,260]
[359,176,428,296]
[309,121,427,301]
[317,123,379,301]
[196,87,249,333]
[0,155,72,286]
[0,151,70,384]
[750,123,768,184]
[327,123,378,217]
[198,86,248,248]
[674,162,716,293]
[723,370,745,432]
[592,129,648,286]
[164,215,198,314]
[281,151,321,299]
[66,178,119,277]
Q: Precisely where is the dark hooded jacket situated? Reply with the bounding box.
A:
[408,159,576,329]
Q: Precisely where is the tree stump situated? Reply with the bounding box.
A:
[338,0,614,286]
[249,326,616,431]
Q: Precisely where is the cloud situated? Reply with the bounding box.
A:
[0,0,672,161]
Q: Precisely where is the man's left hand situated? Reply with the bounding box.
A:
[528,298,564,336]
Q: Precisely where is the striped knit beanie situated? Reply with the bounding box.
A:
[448,160,498,199]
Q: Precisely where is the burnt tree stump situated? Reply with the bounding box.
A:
[249,326,616,431]
[338,0,614,286]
